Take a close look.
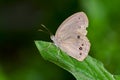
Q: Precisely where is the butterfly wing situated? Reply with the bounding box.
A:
[59,35,90,61]
[52,12,90,61]
[55,12,88,41]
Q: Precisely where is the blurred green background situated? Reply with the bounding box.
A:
[0,0,120,80]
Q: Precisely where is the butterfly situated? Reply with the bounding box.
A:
[50,12,90,61]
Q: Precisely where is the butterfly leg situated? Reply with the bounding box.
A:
[57,48,61,56]
[41,42,52,51]
[55,48,61,61]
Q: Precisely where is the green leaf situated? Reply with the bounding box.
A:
[35,41,115,80]
[114,75,120,80]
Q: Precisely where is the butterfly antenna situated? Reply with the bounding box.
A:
[39,24,53,36]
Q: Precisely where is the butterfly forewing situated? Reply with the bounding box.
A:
[55,12,88,41]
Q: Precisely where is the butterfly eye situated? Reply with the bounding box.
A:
[77,35,80,39]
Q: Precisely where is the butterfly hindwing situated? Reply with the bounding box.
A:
[58,33,90,61]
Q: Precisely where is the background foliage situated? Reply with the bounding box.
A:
[0,0,120,80]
